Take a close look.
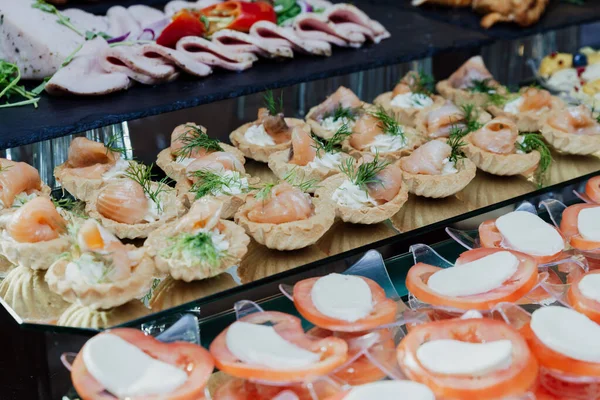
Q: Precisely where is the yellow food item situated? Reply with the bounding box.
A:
[583,79,600,96]
[539,53,573,78]
[588,53,600,65]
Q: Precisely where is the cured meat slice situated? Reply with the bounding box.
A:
[46,38,132,96]
[324,4,390,43]
[100,45,179,84]
[128,5,166,30]
[212,29,293,58]
[293,14,364,48]
[176,37,256,71]
[250,21,331,56]
[106,6,141,39]
[136,43,213,77]
[62,9,109,34]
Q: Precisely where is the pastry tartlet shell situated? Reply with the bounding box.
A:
[45,251,156,310]
[156,144,245,184]
[305,103,368,140]
[373,92,442,128]
[436,79,507,108]
[315,173,409,224]
[487,95,565,132]
[341,126,426,161]
[145,220,249,282]
[463,134,541,176]
[399,157,477,198]
[0,235,69,270]
[234,195,335,251]
[540,123,600,155]
[57,301,150,329]
[229,118,309,163]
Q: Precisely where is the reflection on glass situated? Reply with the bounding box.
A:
[391,195,472,233]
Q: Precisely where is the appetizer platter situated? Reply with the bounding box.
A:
[4,55,600,336]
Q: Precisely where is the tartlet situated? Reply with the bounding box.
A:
[57,301,150,329]
[235,182,335,251]
[145,199,250,282]
[305,86,365,140]
[0,158,52,212]
[414,99,492,140]
[45,220,156,310]
[373,92,443,128]
[540,105,600,155]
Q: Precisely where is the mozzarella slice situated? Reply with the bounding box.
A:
[82,333,187,398]
[531,306,600,363]
[578,207,600,242]
[495,211,564,256]
[427,251,519,297]
[226,321,320,369]
[579,274,600,302]
[417,339,513,376]
[311,273,374,322]
[345,381,435,400]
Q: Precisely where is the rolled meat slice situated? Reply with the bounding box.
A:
[137,43,213,77]
[176,37,256,71]
[324,4,390,44]
[100,45,179,84]
[212,29,294,58]
[293,13,365,48]
[251,21,332,56]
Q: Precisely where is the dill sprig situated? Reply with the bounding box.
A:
[406,70,435,96]
[0,163,12,174]
[52,197,86,218]
[189,169,246,199]
[324,104,361,122]
[104,134,128,156]
[141,278,162,305]
[124,162,169,212]
[173,125,223,159]
[283,168,319,193]
[371,106,405,138]
[468,79,511,106]
[447,129,467,164]
[516,133,552,185]
[263,90,284,116]
[255,182,277,201]
[461,104,483,133]
[163,232,224,267]
[339,153,390,190]
[313,123,352,155]
[32,0,82,36]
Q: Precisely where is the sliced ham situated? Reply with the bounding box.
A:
[0,0,83,79]
[137,43,213,77]
[212,29,294,58]
[176,37,256,71]
[293,13,364,48]
[324,4,390,43]
[46,38,132,96]
[250,21,331,56]
[99,45,179,84]
[128,5,166,29]
[106,6,141,39]
[62,9,109,34]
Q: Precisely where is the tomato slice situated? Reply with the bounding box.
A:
[71,328,214,400]
[213,376,339,400]
[307,327,395,385]
[586,176,600,204]
[293,276,397,332]
[479,219,564,264]
[406,248,538,311]
[209,311,348,383]
[397,318,538,399]
[567,270,600,324]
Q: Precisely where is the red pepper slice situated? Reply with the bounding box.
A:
[200,1,276,34]
[156,9,206,49]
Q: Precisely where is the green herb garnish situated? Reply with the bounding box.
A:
[173,124,223,159]
[283,168,320,193]
[141,278,162,305]
[324,104,360,122]
[52,197,86,218]
[340,153,390,191]
[371,106,405,138]
[263,89,284,116]
[31,77,50,96]
[163,232,224,267]
[61,44,83,67]
[313,123,352,155]
[255,182,277,201]
[200,15,210,30]
[461,104,483,133]
[0,61,41,109]
[32,0,82,36]
[447,128,467,165]
[104,134,128,156]
[468,79,511,106]
[406,70,435,96]
[124,162,169,212]
[189,169,246,199]
[84,31,112,41]
[516,133,552,186]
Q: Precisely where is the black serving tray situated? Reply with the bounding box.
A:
[0,1,492,150]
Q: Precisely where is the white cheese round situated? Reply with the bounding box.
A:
[578,274,600,303]
[332,179,378,209]
[417,339,513,376]
[311,273,374,322]
[578,207,600,242]
[390,92,433,110]
[495,211,564,256]
[82,333,187,398]
[244,124,275,146]
[225,321,319,370]
[427,251,519,297]
[368,134,407,154]
[345,381,435,400]
[531,306,600,363]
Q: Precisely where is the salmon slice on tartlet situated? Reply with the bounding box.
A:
[315,153,408,224]
[54,136,137,202]
[145,198,249,282]
[541,105,600,155]
[0,158,51,212]
[488,86,565,132]
[268,125,356,192]
[398,139,476,198]
[0,197,70,270]
[463,117,546,176]
[436,55,509,107]
[230,91,310,163]
[373,70,440,127]
[45,219,156,311]
[156,122,245,184]
[85,163,185,239]
[415,98,491,139]
[235,178,334,250]
[342,106,426,161]
[305,86,366,140]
